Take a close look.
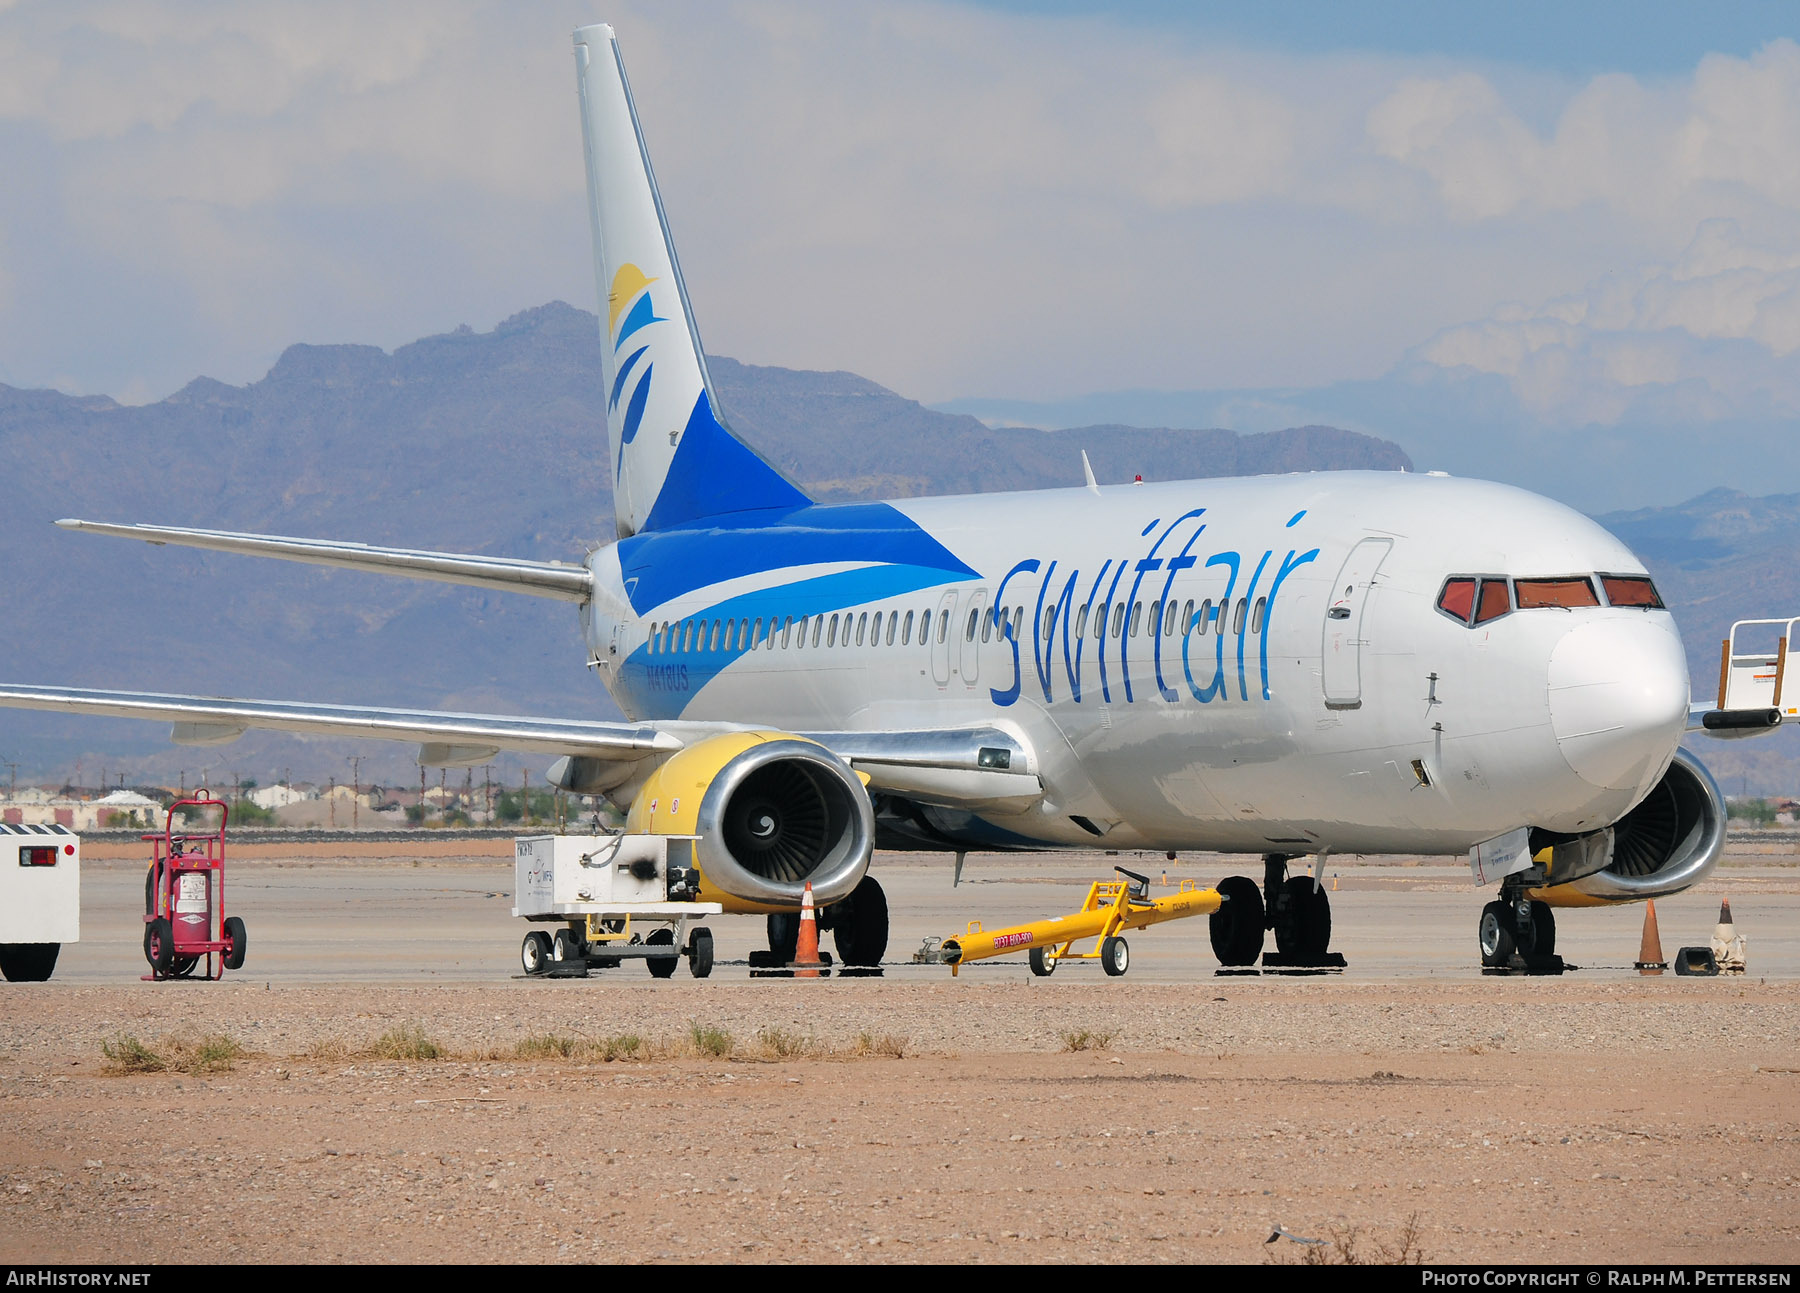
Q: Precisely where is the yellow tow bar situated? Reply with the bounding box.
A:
[939,867,1221,977]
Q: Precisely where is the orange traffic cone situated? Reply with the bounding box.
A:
[793,882,825,977]
[1635,899,1666,975]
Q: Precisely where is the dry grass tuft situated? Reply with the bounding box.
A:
[369,1023,442,1061]
[1060,1027,1117,1053]
[100,1034,166,1074]
[102,1031,245,1075]
[756,1026,817,1059]
[513,1034,584,1060]
[687,1021,733,1058]
[852,1031,908,1059]
[1268,1214,1426,1266]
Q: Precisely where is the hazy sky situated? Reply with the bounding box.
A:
[1,0,1797,445]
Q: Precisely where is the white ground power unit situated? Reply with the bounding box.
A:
[513,833,721,979]
[0,823,79,982]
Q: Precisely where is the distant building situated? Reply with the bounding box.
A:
[249,783,314,810]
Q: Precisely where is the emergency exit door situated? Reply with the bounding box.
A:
[1321,537,1392,707]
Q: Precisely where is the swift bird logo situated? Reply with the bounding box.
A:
[607,263,665,461]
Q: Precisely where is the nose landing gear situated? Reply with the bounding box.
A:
[1478,889,1564,974]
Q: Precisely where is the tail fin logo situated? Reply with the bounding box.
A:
[607,263,666,459]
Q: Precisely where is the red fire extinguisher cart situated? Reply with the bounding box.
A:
[142,791,245,980]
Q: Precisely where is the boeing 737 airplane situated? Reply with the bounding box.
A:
[0,24,1779,976]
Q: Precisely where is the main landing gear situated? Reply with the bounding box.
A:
[1479,888,1562,973]
[1208,854,1342,971]
[763,875,889,970]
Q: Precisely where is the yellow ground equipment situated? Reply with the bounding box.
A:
[938,867,1221,977]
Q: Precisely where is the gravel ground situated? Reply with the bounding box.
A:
[1,979,1796,1265]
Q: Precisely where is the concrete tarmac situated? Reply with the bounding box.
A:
[55,843,1800,984]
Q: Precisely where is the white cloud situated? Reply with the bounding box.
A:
[0,0,1798,428]
[1416,221,1800,424]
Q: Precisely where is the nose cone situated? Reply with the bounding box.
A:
[1548,619,1689,792]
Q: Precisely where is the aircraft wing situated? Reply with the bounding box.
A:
[54,519,593,603]
[0,683,1042,810]
[0,684,678,765]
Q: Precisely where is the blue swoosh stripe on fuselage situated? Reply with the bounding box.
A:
[616,561,967,718]
[618,496,978,614]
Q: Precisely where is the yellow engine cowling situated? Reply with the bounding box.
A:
[624,731,874,914]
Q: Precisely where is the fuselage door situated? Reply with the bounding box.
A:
[1321,537,1393,708]
[931,589,959,688]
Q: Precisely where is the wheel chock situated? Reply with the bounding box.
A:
[1674,946,1719,976]
[1260,951,1347,973]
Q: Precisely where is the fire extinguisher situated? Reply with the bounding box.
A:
[172,867,211,952]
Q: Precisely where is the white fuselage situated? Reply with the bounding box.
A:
[581,471,1690,856]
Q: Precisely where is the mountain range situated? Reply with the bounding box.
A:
[0,301,1793,794]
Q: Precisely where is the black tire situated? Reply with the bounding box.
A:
[521,930,552,975]
[1479,901,1517,967]
[0,944,59,983]
[646,928,678,979]
[1210,875,1265,966]
[1029,945,1058,977]
[1274,876,1331,962]
[144,864,159,916]
[766,911,799,963]
[222,917,247,971]
[1529,901,1556,956]
[688,927,714,979]
[831,875,889,967]
[552,928,584,963]
[1101,935,1129,977]
[144,918,174,975]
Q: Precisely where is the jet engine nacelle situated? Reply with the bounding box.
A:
[1533,746,1725,907]
[622,732,874,913]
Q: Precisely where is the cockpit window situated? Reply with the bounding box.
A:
[1515,577,1600,609]
[1601,575,1664,609]
[1474,578,1511,625]
[1436,578,1475,624]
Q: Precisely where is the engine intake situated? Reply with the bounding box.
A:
[1544,747,1725,903]
[624,732,875,909]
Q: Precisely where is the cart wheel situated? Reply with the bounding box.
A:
[552,928,584,963]
[645,928,677,979]
[688,927,714,979]
[1100,935,1129,977]
[144,918,174,975]
[520,930,553,975]
[1028,945,1058,977]
[144,865,159,916]
[222,917,247,971]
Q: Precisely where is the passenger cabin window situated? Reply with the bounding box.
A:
[1252,597,1266,633]
[1516,577,1599,609]
[1602,575,1664,609]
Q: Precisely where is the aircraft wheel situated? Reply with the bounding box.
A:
[766,911,799,963]
[520,930,552,975]
[1479,901,1517,967]
[1100,935,1129,977]
[1209,875,1265,966]
[1028,945,1058,977]
[646,928,678,978]
[688,927,714,979]
[831,876,889,967]
[1275,876,1332,962]
[0,944,59,983]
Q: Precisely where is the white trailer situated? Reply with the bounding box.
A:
[513,833,721,978]
[0,823,79,982]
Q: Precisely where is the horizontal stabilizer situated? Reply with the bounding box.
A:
[55,520,593,603]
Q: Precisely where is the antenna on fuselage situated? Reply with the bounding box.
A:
[1081,450,1100,495]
